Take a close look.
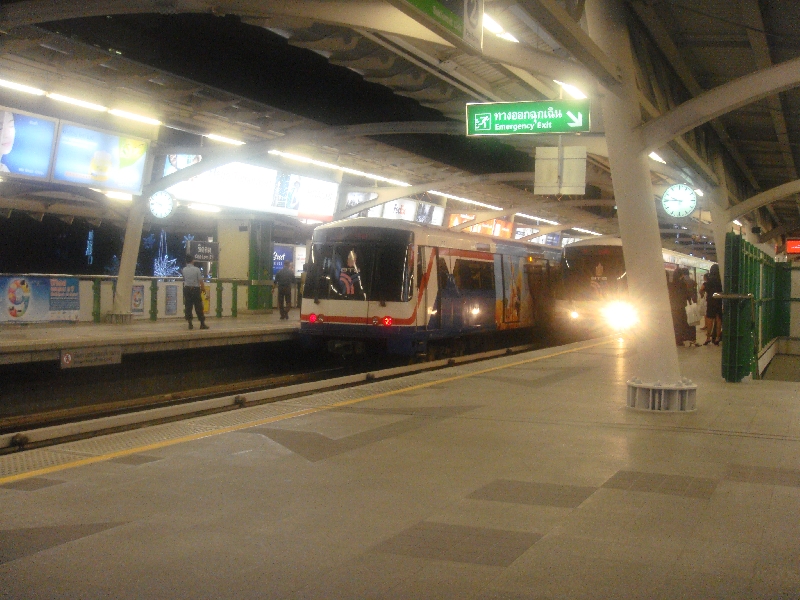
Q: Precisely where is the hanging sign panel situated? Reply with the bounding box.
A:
[466,100,591,136]
[391,0,483,50]
[786,239,800,254]
[0,108,57,180]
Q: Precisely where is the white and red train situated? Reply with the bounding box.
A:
[299,218,559,356]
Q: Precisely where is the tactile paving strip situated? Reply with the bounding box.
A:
[0,342,607,480]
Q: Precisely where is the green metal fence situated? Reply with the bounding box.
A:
[721,232,784,382]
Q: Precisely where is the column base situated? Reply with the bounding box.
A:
[105,313,133,325]
[626,378,697,412]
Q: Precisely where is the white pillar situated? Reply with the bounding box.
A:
[708,153,729,278]
[587,0,694,409]
[111,196,146,320]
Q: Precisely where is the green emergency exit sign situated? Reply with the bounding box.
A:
[466,100,591,136]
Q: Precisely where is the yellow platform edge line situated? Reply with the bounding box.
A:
[0,338,613,485]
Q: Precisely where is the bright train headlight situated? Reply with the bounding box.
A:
[569,310,580,320]
[601,301,638,330]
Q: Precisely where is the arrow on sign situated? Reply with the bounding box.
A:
[566,111,583,127]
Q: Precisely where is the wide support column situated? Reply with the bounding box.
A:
[586,0,695,410]
[111,196,146,322]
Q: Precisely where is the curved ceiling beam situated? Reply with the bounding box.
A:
[641,55,800,154]
[724,179,800,223]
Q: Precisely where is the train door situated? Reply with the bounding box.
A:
[418,246,440,330]
[501,255,523,324]
[437,249,459,331]
[328,242,372,325]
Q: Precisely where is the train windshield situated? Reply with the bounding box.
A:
[563,245,627,300]
[303,242,413,302]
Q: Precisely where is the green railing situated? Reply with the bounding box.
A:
[721,233,783,382]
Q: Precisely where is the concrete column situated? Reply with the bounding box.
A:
[708,153,730,278]
[111,196,146,321]
[586,0,694,410]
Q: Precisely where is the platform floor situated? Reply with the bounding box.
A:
[1,336,799,599]
[0,309,299,365]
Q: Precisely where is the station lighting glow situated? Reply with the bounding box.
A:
[188,203,221,212]
[553,80,587,99]
[268,149,411,187]
[204,133,245,145]
[601,301,638,330]
[733,219,743,226]
[427,190,501,210]
[108,109,161,126]
[572,227,603,236]
[90,188,133,201]
[47,93,107,112]
[648,152,667,164]
[694,189,704,197]
[0,78,45,95]
[482,15,519,42]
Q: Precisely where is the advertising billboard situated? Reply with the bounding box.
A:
[415,202,445,226]
[0,109,57,180]
[53,123,149,193]
[167,162,277,212]
[2,276,80,322]
[343,191,383,218]
[273,173,338,222]
[164,154,201,176]
[382,198,417,221]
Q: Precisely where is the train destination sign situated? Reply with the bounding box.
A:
[466,100,591,136]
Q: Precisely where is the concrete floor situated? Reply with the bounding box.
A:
[0,336,799,599]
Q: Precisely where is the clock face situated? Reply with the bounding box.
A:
[661,184,697,218]
[149,191,174,219]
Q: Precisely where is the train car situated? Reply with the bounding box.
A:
[555,236,715,334]
[299,217,559,357]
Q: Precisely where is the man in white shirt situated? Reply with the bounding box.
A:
[182,256,209,330]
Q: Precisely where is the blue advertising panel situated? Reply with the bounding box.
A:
[2,276,79,322]
[0,109,56,179]
[272,244,294,278]
[53,124,149,193]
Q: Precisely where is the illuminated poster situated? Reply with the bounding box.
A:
[131,284,145,314]
[165,285,178,316]
[415,202,445,226]
[343,191,383,218]
[53,124,149,193]
[164,154,202,176]
[168,162,277,212]
[2,276,79,322]
[382,198,417,221]
[0,109,57,179]
[294,246,307,276]
[273,173,338,222]
[272,244,294,278]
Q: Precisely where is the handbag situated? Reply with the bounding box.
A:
[685,300,702,326]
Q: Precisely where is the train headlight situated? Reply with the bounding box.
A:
[601,301,638,330]
[471,306,480,316]
[569,310,580,320]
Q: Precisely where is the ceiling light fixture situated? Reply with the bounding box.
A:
[572,227,603,236]
[0,78,46,95]
[205,133,245,145]
[648,152,666,164]
[47,93,108,112]
[109,109,161,126]
[553,80,587,99]
[428,190,502,210]
[268,149,410,187]
[694,188,704,197]
[733,219,743,226]
[514,212,559,226]
[483,14,519,43]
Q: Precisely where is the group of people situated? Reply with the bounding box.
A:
[668,263,723,347]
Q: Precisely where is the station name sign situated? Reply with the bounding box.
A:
[189,241,219,262]
[466,100,591,136]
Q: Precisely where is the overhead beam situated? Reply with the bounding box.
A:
[725,179,800,223]
[515,0,622,90]
[760,218,800,243]
[641,55,800,154]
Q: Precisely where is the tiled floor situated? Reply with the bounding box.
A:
[0,337,799,598]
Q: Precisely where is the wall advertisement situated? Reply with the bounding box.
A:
[0,109,57,179]
[2,276,79,322]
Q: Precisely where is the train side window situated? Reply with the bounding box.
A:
[453,259,495,291]
[417,247,424,288]
[437,257,449,289]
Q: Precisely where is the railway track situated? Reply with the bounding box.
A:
[0,344,536,454]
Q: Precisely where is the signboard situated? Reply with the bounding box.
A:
[294,246,307,276]
[787,239,800,254]
[188,241,219,262]
[165,285,178,316]
[343,191,383,218]
[466,100,591,136]
[53,123,149,193]
[382,198,417,221]
[60,346,122,369]
[164,154,201,176]
[0,108,57,180]
[272,244,294,278]
[2,276,79,322]
[415,202,445,226]
[394,0,483,50]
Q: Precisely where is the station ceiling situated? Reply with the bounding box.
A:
[0,0,798,259]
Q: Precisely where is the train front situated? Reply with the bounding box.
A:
[299,223,418,355]
[555,241,638,334]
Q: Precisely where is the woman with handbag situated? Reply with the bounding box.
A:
[703,264,723,345]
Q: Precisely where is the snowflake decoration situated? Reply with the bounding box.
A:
[182,234,195,249]
[141,233,156,250]
[153,230,181,278]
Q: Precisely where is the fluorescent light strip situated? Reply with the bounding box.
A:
[205,133,245,145]
[648,152,666,164]
[47,93,107,112]
[0,78,45,95]
[553,80,587,99]
[694,188,704,197]
[572,227,603,236]
[427,190,501,210]
[109,109,161,126]
[482,14,504,34]
[268,150,411,187]
[497,32,519,43]
[189,203,221,212]
[733,219,743,226]
[514,212,559,226]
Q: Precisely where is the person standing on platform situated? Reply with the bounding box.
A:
[275,261,295,320]
[703,263,723,345]
[183,255,208,330]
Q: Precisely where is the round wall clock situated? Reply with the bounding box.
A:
[149,191,174,219]
[661,184,697,218]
